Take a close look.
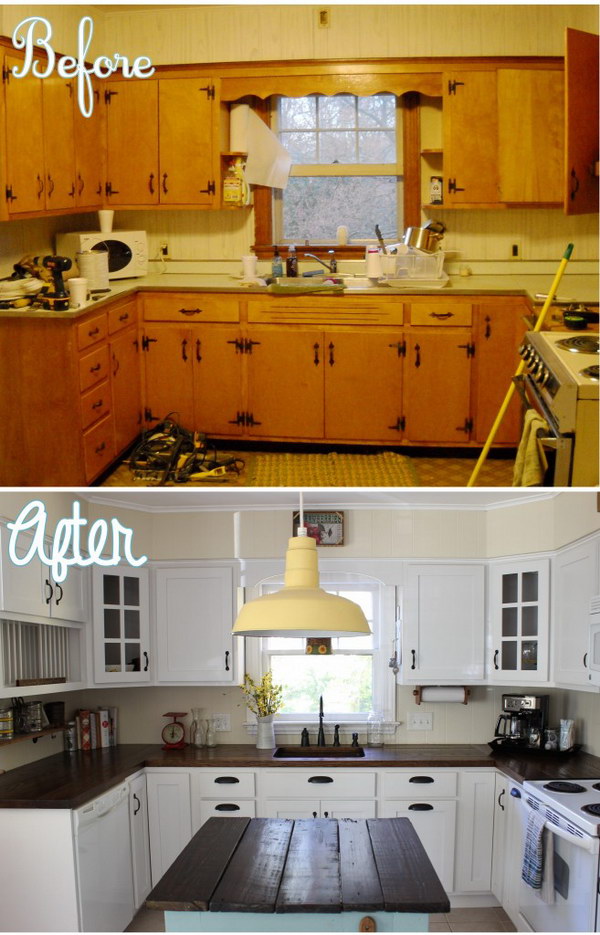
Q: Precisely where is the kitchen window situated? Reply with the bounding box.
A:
[272,93,403,244]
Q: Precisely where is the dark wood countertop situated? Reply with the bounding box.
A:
[146,816,450,915]
[1,743,599,808]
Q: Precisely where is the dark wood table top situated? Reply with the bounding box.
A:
[146,817,450,915]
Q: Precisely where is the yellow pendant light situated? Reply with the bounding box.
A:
[232,497,371,638]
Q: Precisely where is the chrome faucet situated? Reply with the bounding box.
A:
[303,250,337,274]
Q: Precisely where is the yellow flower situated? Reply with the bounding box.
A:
[242,671,284,717]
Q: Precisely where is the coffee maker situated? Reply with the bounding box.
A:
[491,694,549,750]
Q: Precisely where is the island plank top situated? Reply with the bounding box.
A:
[146,817,450,915]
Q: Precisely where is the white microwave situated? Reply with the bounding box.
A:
[55,230,148,279]
[589,595,600,686]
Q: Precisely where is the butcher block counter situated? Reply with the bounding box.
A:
[146,816,450,932]
[1,743,600,809]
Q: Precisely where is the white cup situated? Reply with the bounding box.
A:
[98,210,114,233]
[242,254,257,279]
[68,277,89,309]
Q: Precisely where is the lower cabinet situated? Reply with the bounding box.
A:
[491,773,508,902]
[455,771,496,893]
[129,772,152,910]
[258,768,377,820]
[191,768,257,833]
[146,770,192,885]
[262,798,377,819]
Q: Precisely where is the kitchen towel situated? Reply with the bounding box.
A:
[521,808,555,904]
[230,103,292,189]
[513,408,549,487]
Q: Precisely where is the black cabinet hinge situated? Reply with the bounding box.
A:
[144,408,160,422]
[5,185,16,202]
[200,84,215,100]
[456,417,473,434]
[388,340,406,358]
[200,180,216,195]
[142,335,158,351]
[244,338,261,354]
[2,64,10,84]
[448,178,465,194]
[448,79,465,95]
[229,411,262,427]
[388,416,405,433]
[104,89,118,104]
[458,342,475,358]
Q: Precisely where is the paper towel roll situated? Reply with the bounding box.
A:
[418,687,468,704]
[230,103,292,189]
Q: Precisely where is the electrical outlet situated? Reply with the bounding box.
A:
[160,242,169,257]
[213,713,231,732]
[510,241,522,259]
[317,8,330,27]
[407,712,433,730]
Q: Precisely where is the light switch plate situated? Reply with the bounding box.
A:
[407,712,433,730]
[213,713,231,731]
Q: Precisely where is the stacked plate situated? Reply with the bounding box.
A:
[0,278,44,308]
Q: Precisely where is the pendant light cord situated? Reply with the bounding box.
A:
[297,491,307,536]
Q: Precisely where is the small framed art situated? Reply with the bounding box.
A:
[292,510,344,546]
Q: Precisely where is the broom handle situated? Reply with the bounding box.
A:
[467,243,574,488]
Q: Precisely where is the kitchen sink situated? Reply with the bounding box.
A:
[273,744,365,758]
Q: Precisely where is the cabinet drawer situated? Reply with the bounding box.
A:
[381,770,457,798]
[143,293,240,323]
[77,312,108,350]
[409,303,472,326]
[79,344,110,393]
[247,296,404,326]
[195,771,255,797]
[81,379,111,429]
[260,769,376,799]
[83,415,114,481]
[108,298,138,334]
[199,800,256,825]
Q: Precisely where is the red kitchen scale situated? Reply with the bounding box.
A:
[161,712,188,750]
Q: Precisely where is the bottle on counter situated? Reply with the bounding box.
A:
[206,718,217,747]
[271,246,284,278]
[367,710,384,747]
[286,244,298,278]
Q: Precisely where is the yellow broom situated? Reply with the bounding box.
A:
[467,243,574,487]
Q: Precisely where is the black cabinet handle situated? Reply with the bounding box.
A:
[312,811,318,818]
[182,339,188,361]
[313,342,320,366]
[583,652,588,668]
[45,579,54,604]
[143,651,149,672]
[225,651,230,671]
[328,342,335,366]
[408,803,434,811]
[323,811,329,818]
[162,172,168,194]
[149,173,155,195]
[493,649,499,670]
[55,583,63,605]
[133,793,141,815]
[498,789,505,811]
[308,776,334,784]
[409,776,434,784]
[215,803,240,812]
[214,776,239,784]
[411,649,416,670]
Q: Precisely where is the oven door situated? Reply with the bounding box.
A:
[513,374,574,486]
[518,798,599,932]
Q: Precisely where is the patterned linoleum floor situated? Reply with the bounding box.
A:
[126,905,517,932]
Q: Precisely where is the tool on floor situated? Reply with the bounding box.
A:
[467,243,574,487]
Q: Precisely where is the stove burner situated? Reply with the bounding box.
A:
[581,803,600,817]
[543,781,587,793]
[581,365,599,381]
[556,335,600,354]
[593,783,600,792]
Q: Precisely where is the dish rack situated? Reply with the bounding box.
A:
[384,249,445,280]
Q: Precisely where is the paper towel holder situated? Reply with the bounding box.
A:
[413,686,470,705]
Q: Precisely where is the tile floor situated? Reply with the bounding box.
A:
[126,905,517,932]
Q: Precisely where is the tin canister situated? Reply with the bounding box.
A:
[64,721,77,752]
[0,707,14,740]
[22,702,43,733]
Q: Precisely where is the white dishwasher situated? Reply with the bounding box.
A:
[73,782,135,932]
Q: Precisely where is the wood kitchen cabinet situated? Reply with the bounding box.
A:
[443,71,499,206]
[104,79,158,205]
[564,28,599,215]
[73,78,104,210]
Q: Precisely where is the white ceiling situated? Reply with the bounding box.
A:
[83,490,557,513]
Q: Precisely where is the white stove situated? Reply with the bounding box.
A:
[523,778,600,836]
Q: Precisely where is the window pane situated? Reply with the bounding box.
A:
[320,130,357,164]
[281,176,399,242]
[280,130,317,163]
[279,96,316,129]
[359,130,396,163]
[270,654,373,714]
[319,95,356,128]
[358,94,396,128]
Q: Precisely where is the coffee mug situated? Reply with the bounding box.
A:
[68,277,89,309]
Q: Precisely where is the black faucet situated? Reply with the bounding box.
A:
[301,727,310,746]
[317,695,326,746]
[303,250,337,274]
[333,724,340,746]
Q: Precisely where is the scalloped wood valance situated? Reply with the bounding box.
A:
[220,72,443,101]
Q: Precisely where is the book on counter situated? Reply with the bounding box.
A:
[73,707,117,750]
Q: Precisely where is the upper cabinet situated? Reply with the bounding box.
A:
[92,565,151,683]
[488,559,550,683]
[552,536,600,689]
[104,77,218,208]
[564,28,599,215]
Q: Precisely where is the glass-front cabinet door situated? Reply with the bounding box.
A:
[93,565,150,683]
[489,559,549,683]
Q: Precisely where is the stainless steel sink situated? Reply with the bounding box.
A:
[273,745,365,758]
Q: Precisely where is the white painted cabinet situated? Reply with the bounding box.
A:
[155,564,236,683]
[455,771,495,893]
[92,565,150,683]
[553,535,600,688]
[379,799,456,892]
[191,769,257,832]
[262,798,376,819]
[500,781,528,929]
[129,773,152,910]
[401,563,485,682]
[258,769,377,820]
[488,558,550,683]
[491,773,508,902]
[146,770,192,885]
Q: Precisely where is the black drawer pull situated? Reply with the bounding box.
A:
[308,776,334,784]
[409,776,435,784]
[214,776,240,784]
[408,803,434,811]
[214,803,240,811]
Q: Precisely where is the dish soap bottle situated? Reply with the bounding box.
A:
[271,246,283,278]
[286,244,298,278]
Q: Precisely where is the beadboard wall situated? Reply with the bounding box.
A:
[0,4,598,270]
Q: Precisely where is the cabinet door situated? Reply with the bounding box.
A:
[489,559,550,682]
[192,325,244,435]
[553,538,599,688]
[403,564,485,681]
[159,78,217,206]
[497,70,564,204]
[321,799,377,819]
[50,563,87,624]
[473,302,525,445]
[403,331,472,442]
[491,774,508,902]
[324,331,404,441]
[443,71,499,205]
[111,326,142,454]
[261,799,321,819]
[246,328,324,439]
[73,78,104,208]
[92,566,150,683]
[129,774,152,909]
[455,772,495,893]
[146,772,192,885]
[0,526,47,618]
[105,80,159,205]
[3,55,45,213]
[380,800,456,893]
[142,325,195,429]
[155,566,235,683]
[42,76,76,210]
[564,29,599,215]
